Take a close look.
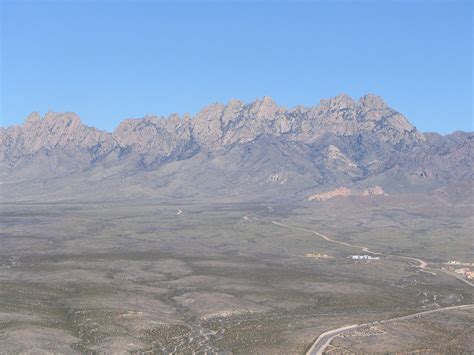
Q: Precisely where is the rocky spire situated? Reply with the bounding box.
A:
[359,93,388,110]
[24,112,41,126]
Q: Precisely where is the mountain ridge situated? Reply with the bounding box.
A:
[4,93,406,130]
[1,94,472,202]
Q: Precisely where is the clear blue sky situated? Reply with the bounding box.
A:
[1,0,472,133]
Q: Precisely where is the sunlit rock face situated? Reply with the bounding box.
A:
[1,94,472,202]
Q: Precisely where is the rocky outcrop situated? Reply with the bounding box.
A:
[0,94,471,202]
[308,186,386,201]
[362,186,385,196]
[188,93,424,149]
[308,187,352,201]
[0,112,117,166]
[113,114,198,166]
[0,94,424,167]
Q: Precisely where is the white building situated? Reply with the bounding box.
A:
[350,255,379,260]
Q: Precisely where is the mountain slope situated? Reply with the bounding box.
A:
[0,94,472,202]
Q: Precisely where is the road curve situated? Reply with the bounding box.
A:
[271,221,430,270]
[243,215,474,353]
[271,220,474,285]
[244,216,473,353]
[306,304,474,355]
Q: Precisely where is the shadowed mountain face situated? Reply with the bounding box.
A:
[1,94,472,202]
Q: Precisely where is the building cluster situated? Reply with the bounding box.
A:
[454,268,474,280]
[443,261,474,280]
[350,255,379,260]
[447,260,462,265]
[446,260,474,266]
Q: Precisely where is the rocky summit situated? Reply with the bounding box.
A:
[0,94,472,202]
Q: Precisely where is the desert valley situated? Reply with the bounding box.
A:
[0,94,472,353]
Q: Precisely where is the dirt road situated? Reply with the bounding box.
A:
[271,221,430,271]
[242,215,473,353]
[267,219,473,353]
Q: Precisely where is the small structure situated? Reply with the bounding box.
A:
[350,255,379,260]
[446,260,474,267]
[452,268,474,280]
[455,268,469,275]
[305,253,332,259]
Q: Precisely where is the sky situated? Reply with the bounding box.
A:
[1,0,472,133]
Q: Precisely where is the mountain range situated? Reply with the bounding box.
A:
[1,94,472,202]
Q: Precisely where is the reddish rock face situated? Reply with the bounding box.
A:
[308,187,352,201]
[308,186,387,201]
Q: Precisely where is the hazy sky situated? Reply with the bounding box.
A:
[1,0,472,133]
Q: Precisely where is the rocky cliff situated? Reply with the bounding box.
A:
[0,94,472,202]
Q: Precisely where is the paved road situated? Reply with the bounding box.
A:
[306,304,474,355]
[266,219,474,354]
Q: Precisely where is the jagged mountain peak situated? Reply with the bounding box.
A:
[24,112,42,126]
[18,93,391,130]
[3,93,470,203]
[22,111,83,128]
[250,96,281,119]
[358,93,388,110]
[318,93,356,110]
[3,93,426,161]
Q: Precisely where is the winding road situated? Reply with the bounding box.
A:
[243,215,474,354]
[271,220,474,285]
[271,220,430,271]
